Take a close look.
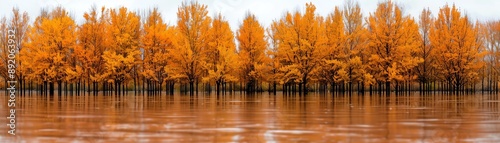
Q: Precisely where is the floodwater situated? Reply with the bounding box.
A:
[1,92,500,142]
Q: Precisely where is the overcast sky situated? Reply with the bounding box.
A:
[1,0,499,32]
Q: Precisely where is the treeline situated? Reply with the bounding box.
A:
[0,0,499,95]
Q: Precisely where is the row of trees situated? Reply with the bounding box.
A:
[1,1,499,95]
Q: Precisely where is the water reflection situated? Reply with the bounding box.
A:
[1,92,500,142]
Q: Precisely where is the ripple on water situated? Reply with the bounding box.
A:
[202,128,245,132]
[265,130,318,134]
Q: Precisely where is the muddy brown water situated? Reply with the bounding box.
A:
[1,92,500,142]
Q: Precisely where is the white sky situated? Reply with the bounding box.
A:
[1,0,499,32]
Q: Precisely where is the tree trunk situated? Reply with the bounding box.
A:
[189,81,194,95]
[273,82,277,95]
[123,82,126,95]
[58,81,62,96]
[216,80,221,95]
[385,81,390,95]
[196,80,199,95]
[134,77,137,95]
[298,83,302,94]
[50,82,55,96]
[115,82,118,96]
[348,82,352,95]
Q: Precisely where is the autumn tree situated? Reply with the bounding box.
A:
[483,20,500,92]
[103,7,141,95]
[0,17,9,89]
[21,7,76,95]
[342,1,371,92]
[22,8,74,94]
[18,9,47,94]
[10,8,30,94]
[475,22,489,92]
[367,1,422,94]
[272,3,327,94]
[316,7,345,92]
[75,6,110,93]
[0,8,30,95]
[203,13,238,94]
[237,13,269,93]
[415,8,435,92]
[168,1,211,94]
[317,1,371,94]
[266,25,282,94]
[141,7,177,94]
[430,4,485,92]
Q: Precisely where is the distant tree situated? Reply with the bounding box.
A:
[266,26,281,94]
[0,17,8,84]
[415,8,435,92]
[483,20,500,92]
[2,8,30,94]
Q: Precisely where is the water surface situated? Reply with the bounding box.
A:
[1,92,500,142]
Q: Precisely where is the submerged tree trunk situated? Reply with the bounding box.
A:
[216,80,221,95]
[273,82,277,95]
[385,81,390,95]
[115,82,118,96]
[123,82,126,95]
[58,81,62,96]
[189,81,194,95]
[50,82,54,96]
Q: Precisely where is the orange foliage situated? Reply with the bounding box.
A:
[141,8,176,84]
[272,3,327,92]
[22,7,76,85]
[203,14,238,90]
[429,4,485,90]
[75,6,109,84]
[102,7,141,85]
[237,13,269,92]
[415,8,435,86]
[0,1,496,93]
[366,1,422,90]
[168,1,211,92]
